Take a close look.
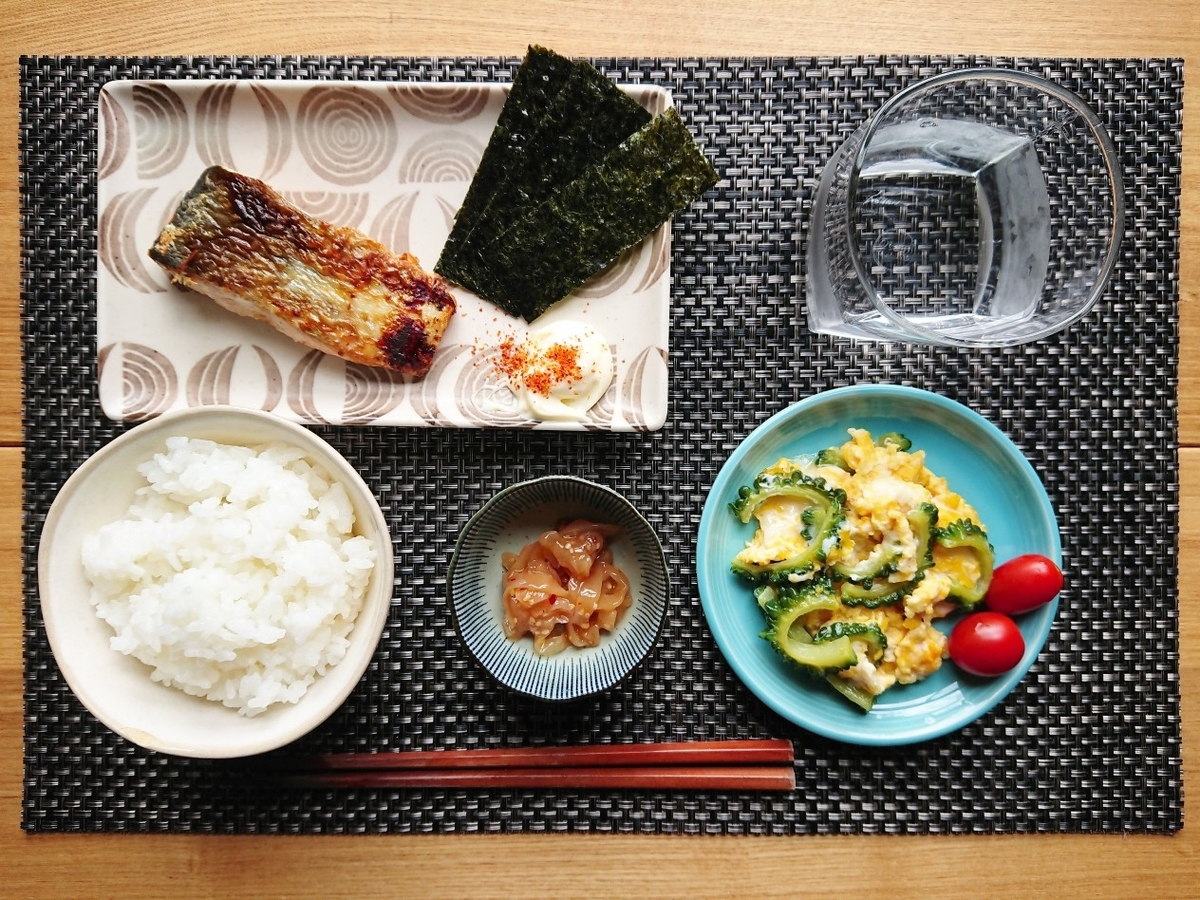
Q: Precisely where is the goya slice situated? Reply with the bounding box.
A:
[933,519,995,609]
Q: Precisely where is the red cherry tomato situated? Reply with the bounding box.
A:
[948,611,1025,677]
[984,554,1063,616]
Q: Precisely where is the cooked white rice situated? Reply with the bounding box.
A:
[80,436,376,717]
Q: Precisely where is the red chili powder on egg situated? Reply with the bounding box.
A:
[496,335,584,398]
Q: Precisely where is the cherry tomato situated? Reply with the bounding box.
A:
[984,554,1063,616]
[948,611,1025,677]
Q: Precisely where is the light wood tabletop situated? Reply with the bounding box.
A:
[2,2,1197,896]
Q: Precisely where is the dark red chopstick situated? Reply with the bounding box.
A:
[269,764,796,792]
[275,738,794,771]
[264,739,796,793]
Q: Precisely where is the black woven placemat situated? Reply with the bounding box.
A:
[20,55,1182,834]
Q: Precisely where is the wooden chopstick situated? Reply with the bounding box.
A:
[269,765,796,792]
[274,738,794,772]
[263,739,796,792]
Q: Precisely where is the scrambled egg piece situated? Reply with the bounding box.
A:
[742,428,986,699]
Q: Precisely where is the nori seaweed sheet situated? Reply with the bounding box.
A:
[447,107,719,320]
[465,70,652,239]
[436,49,653,288]
[436,46,576,265]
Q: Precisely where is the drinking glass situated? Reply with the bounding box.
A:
[806,68,1124,347]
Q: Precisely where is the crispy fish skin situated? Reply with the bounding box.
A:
[148,166,457,376]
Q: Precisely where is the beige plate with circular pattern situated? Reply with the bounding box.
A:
[96,79,673,431]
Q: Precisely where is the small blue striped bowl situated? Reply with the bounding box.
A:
[448,476,669,702]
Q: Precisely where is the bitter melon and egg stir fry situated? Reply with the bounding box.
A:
[728,428,1060,711]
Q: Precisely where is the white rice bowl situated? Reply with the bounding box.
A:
[81,436,376,717]
[38,407,393,758]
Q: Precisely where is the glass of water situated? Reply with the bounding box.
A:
[806,68,1124,347]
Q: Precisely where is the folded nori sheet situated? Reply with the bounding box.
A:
[436,47,713,319]
[435,46,576,267]
[445,107,718,320]
[437,48,653,278]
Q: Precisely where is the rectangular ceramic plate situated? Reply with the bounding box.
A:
[96,80,673,430]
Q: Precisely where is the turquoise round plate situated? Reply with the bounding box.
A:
[696,384,1061,745]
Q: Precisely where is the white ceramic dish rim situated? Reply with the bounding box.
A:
[36,406,394,758]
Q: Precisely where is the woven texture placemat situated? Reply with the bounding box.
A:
[20,55,1182,834]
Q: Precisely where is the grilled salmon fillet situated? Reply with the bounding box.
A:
[148,165,457,376]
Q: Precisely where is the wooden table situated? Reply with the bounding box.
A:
[2,2,1196,895]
